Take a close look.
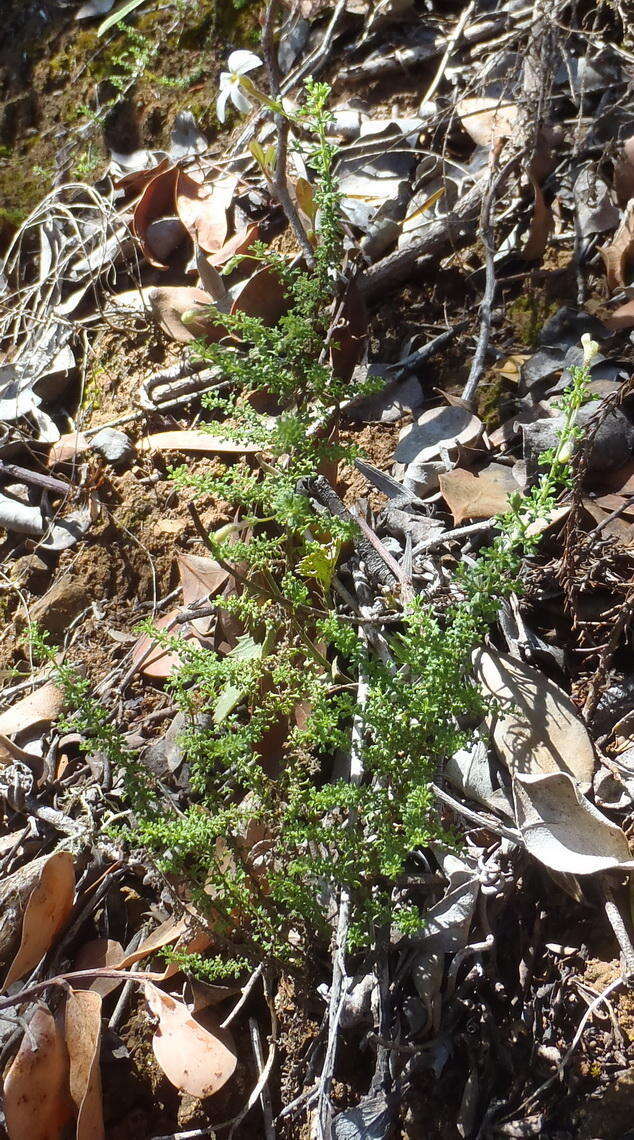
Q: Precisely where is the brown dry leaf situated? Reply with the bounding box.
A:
[593,493,634,519]
[139,430,261,455]
[64,989,105,1140]
[599,199,634,291]
[231,265,287,325]
[604,299,634,330]
[178,552,229,637]
[176,170,238,253]
[439,463,519,525]
[117,915,188,970]
[582,499,634,544]
[147,286,222,343]
[207,222,260,268]
[48,432,90,466]
[71,938,125,997]
[144,982,237,1097]
[599,459,634,495]
[613,135,634,208]
[474,649,595,792]
[493,354,529,383]
[329,281,368,383]
[4,1006,74,1140]
[115,156,172,197]
[132,164,182,269]
[521,176,553,261]
[130,611,195,681]
[456,96,517,148]
[0,681,63,738]
[3,851,75,989]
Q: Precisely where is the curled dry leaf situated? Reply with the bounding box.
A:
[513,771,634,875]
[3,850,75,989]
[144,982,237,1098]
[72,938,125,997]
[207,222,260,268]
[599,199,634,291]
[3,1006,73,1140]
[0,680,63,738]
[521,176,553,261]
[474,649,595,792]
[456,96,517,148]
[395,405,482,465]
[439,463,520,525]
[230,265,287,326]
[130,611,196,681]
[64,989,105,1140]
[133,164,182,269]
[0,732,42,770]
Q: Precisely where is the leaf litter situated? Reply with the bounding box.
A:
[0,1,633,1137]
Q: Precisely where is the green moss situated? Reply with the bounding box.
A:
[507,289,557,348]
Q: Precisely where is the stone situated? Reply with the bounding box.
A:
[90,428,135,466]
[10,553,50,594]
[28,574,91,640]
[522,403,634,473]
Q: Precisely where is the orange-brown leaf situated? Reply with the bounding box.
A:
[3,851,75,989]
[4,1007,73,1140]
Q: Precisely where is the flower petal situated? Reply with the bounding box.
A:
[216,87,231,123]
[231,86,253,114]
[227,49,262,74]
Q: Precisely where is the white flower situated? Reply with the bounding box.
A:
[581,333,599,367]
[216,50,263,123]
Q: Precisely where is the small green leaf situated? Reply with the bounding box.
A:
[98,0,148,37]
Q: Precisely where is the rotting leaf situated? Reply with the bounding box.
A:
[64,989,105,1140]
[0,681,64,738]
[3,851,75,989]
[439,463,520,525]
[4,1007,74,1140]
[144,982,237,1098]
[474,649,595,791]
[599,199,634,291]
[513,770,634,875]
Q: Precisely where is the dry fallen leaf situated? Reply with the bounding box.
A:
[4,1006,74,1140]
[144,982,237,1097]
[176,170,238,253]
[599,199,634,291]
[521,176,553,261]
[395,405,482,465]
[231,265,287,326]
[207,222,260,268]
[604,298,634,330]
[48,432,90,466]
[130,611,195,681]
[178,552,229,637]
[133,164,183,269]
[148,285,222,343]
[71,938,125,997]
[613,134,634,208]
[456,96,517,148]
[3,850,75,989]
[439,463,520,525]
[474,649,595,791]
[0,732,42,770]
[138,430,261,455]
[0,681,64,738]
[513,771,634,875]
[64,989,105,1140]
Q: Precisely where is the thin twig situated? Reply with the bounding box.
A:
[249,1017,277,1140]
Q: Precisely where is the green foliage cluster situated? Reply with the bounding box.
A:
[33,82,593,973]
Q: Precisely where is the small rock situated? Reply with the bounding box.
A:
[28,574,91,640]
[10,553,50,594]
[522,404,634,473]
[90,428,135,466]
